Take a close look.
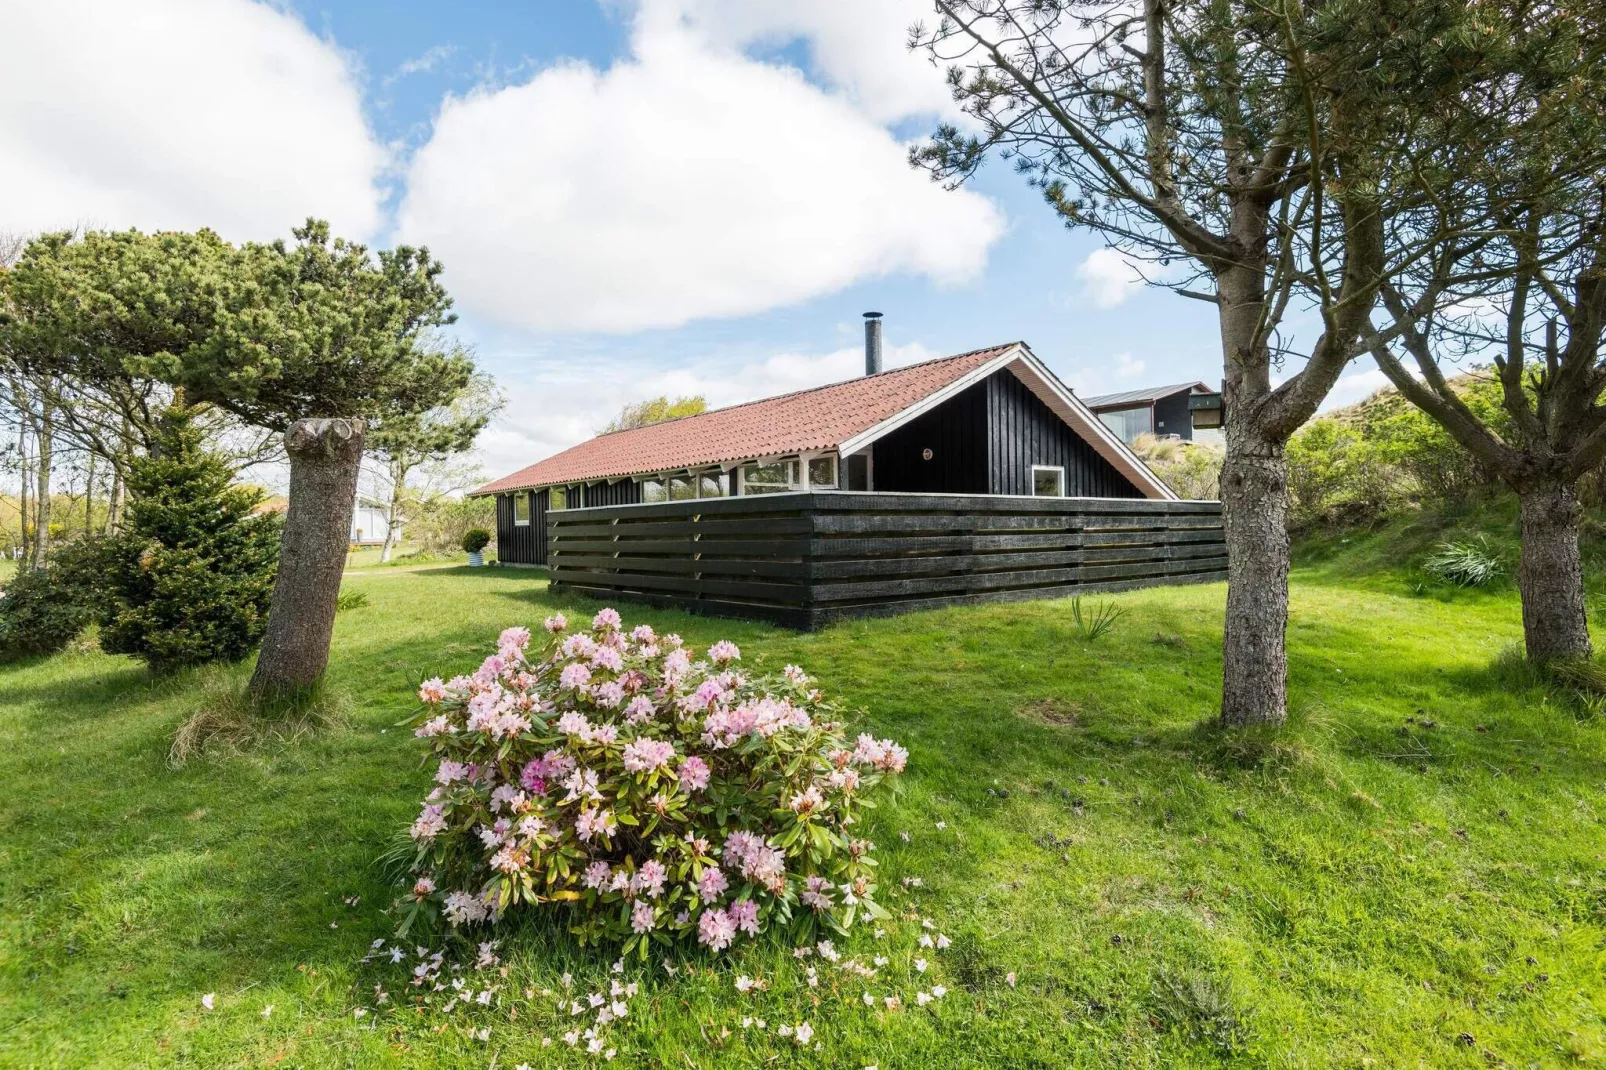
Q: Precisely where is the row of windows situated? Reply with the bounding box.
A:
[510,454,842,524]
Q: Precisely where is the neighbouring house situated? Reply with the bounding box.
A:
[1084,382,1223,446]
[473,320,1178,567]
[350,497,394,546]
[470,317,1223,627]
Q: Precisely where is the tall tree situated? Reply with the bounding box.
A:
[914,0,1512,724]
[602,394,707,433]
[365,370,502,563]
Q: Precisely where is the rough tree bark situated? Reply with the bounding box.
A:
[1219,432,1292,725]
[1517,481,1592,662]
[248,417,365,700]
[379,457,407,564]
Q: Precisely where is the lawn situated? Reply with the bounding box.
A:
[1,556,1603,1067]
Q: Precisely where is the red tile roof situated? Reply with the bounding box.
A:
[473,344,1020,495]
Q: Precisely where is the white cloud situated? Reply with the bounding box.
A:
[1318,366,1393,412]
[473,340,938,478]
[650,0,959,123]
[397,11,1005,334]
[0,0,387,242]
[1114,352,1147,378]
[1076,247,1148,309]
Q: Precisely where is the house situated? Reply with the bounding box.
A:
[1084,382,1223,446]
[472,316,1179,568]
[350,498,394,546]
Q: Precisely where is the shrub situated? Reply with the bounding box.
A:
[401,609,906,955]
[0,563,92,658]
[1132,434,1223,500]
[97,406,283,673]
[460,528,491,554]
[1422,537,1506,588]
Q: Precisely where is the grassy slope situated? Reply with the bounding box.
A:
[0,556,1603,1068]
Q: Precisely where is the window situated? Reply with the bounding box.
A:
[548,486,567,511]
[1032,465,1066,497]
[668,475,697,501]
[513,493,531,526]
[740,459,797,495]
[641,478,667,503]
[1097,406,1152,444]
[698,471,727,498]
[807,455,837,489]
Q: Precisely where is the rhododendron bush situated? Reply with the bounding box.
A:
[401,608,907,955]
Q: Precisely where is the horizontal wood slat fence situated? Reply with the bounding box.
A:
[547,491,1224,629]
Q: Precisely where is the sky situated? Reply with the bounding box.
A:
[0,0,1390,485]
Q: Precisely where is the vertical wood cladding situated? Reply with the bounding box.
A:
[1152,391,1192,440]
[871,370,1141,498]
[495,489,544,565]
[983,372,1141,498]
[583,479,643,508]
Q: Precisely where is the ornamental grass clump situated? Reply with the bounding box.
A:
[402,608,906,956]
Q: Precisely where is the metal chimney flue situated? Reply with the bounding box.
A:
[863,311,883,376]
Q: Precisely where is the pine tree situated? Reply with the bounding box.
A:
[98,405,282,673]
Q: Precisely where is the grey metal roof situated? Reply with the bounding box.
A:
[1081,381,1214,409]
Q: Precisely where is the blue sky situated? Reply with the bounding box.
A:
[1,0,1384,482]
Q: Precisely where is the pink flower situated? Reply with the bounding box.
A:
[630,624,656,643]
[678,755,710,792]
[697,907,736,951]
[544,613,568,633]
[631,901,656,933]
[498,626,531,651]
[697,867,729,902]
[556,711,591,737]
[633,860,667,898]
[592,646,624,672]
[574,808,617,843]
[707,640,741,665]
[412,876,435,899]
[782,664,809,685]
[410,804,446,841]
[418,677,447,703]
[558,663,592,690]
[800,876,833,912]
[593,680,626,709]
[435,760,468,785]
[624,695,656,724]
[592,607,622,631]
[728,899,759,935]
[582,861,612,889]
[415,714,453,738]
[794,1022,813,1046]
[621,737,676,773]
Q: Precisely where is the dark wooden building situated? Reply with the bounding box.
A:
[470,337,1220,625]
[1083,381,1224,446]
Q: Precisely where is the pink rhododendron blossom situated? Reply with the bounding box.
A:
[544,613,568,633]
[443,891,489,926]
[498,626,531,651]
[558,663,592,690]
[592,607,622,631]
[418,677,447,703]
[592,681,626,709]
[415,715,453,738]
[410,805,447,841]
[561,768,602,803]
[435,760,468,785]
[697,867,729,902]
[707,640,740,665]
[624,695,656,724]
[592,645,624,672]
[621,737,676,773]
[800,876,834,911]
[782,664,809,685]
[633,860,667,898]
[678,755,710,792]
[697,907,736,950]
[556,711,591,737]
[582,861,612,889]
[630,901,656,933]
[728,899,759,935]
[412,876,435,899]
[574,808,617,843]
[630,624,656,643]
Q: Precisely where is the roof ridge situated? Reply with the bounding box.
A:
[584,341,1022,443]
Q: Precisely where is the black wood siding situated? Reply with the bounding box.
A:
[871,370,1141,498]
[548,492,1223,629]
[495,489,546,565]
[983,372,1141,498]
[1153,391,1192,440]
[871,378,989,493]
[584,479,643,508]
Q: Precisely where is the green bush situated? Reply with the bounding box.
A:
[460,528,490,554]
[97,406,283,674]
[1132,434,1222,500]
[0,563,92,658]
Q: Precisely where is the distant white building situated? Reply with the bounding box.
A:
[351,498,395,546]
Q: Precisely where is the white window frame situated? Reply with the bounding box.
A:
[738,457,799,495]
[1031,465,1066,497]
[512,493,531,526]
[805,453,838,490]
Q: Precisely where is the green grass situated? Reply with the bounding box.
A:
[2,560,1604,1067]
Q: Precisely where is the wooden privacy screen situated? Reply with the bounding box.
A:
[547,491,1224,630]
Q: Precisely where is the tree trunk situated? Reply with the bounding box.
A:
[379,466,404,564]
[248,418,366,700]
[34,400,52,567]
[1218,429,1291,726]
[1516,481,1592,662]
[16,409,30,567]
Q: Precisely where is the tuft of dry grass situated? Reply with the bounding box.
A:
[1018,697,1082,726]
[168,665,351,765]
